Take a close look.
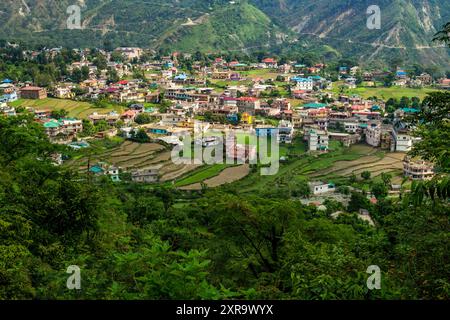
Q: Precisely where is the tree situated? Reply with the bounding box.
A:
[348,192,370,213]
[111,51,124,63]
[381,173,392,186]
[107,68,120,83]
[93,54,108,70]
[50,109,69,120]
[135,113,152,125]
[371,182,388,200]
[131,129,150,143]
[81,66,90,81]
[81,119,95,136]
[361,171,371,180]
[94,120,110,133]
[408,92,450,171]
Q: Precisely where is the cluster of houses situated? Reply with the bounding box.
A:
[1,48,443,184]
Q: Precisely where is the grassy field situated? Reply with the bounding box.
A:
[328,83,441,100]
[174,164,230,187]
[10,98,124,119]
[239,69,278,80]
[179,165,251,190]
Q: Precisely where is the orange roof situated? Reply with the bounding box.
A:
[262,58,276,63]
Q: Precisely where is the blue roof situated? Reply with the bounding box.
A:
[402,108,419,113]
[174,74,187,80]
[90,166,104,174]
[292,76,312,82]
[2,79,13,83]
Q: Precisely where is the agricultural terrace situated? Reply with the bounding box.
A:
[67,140,201,181]
[10,98,124,119]
[227,141,405,194]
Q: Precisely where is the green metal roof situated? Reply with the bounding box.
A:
[43,120,60,128]
[303,103,328,109]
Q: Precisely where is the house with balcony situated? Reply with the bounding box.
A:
[403,156,435,180]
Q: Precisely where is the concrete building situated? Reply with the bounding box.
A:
[132,167,160,183]
[236,97,260,115]
[393,129,416,152]
[20,86,47,99]
[309,181,336,195]
[307,129,329,152]
[365,125,381,147]
[403,156,435,180]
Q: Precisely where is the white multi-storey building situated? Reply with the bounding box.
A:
[307,129,329,152]
[366,125,381,147]
[393,129,416,152]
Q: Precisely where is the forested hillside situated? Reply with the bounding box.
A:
[1,93,449,299]
[0,0,449,67]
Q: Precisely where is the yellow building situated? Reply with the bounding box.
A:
[241,112,253,124]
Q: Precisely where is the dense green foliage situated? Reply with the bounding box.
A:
[0,0,449,68]
[0,101,448,299]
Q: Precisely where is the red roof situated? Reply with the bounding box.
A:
[122,110,137,117]
[237,97,258,102]
[351,105,366,110]
[352,111,380,115]
[117,80,128,85]
[262,58,276,64]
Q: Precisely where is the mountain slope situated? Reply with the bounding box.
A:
[0,0,448,67]
[0,0,288,52]
[251,0,450,66]
[156,2,289,53]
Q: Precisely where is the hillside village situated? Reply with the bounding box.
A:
[1,46,444,194]
[0,2,449,303]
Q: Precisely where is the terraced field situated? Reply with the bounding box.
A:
[310,152,405,181]
[228,143,407,194]
[10,98,124,119]
[70,141,200,181]
[179,165,251,190]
